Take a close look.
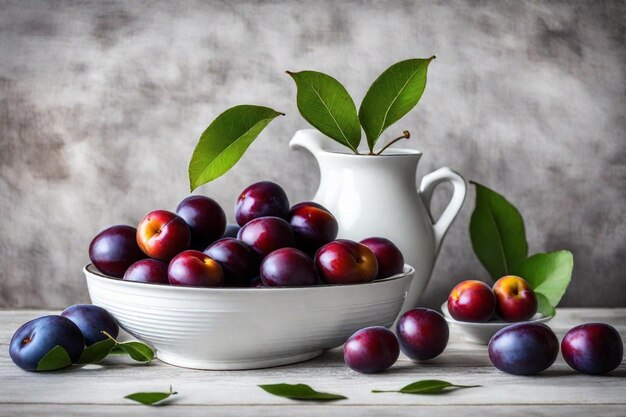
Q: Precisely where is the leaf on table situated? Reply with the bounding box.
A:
[258,383,347,401]
[359,57,435,152]
[115,341,155,362]
[37,345,73,371]
[469,181,528,280]
[287,70,361,153]
[77,338,117,364]
[188,105,284,191]
[514,250,573,309]
[373,379,480,395]
[125,385,177,406]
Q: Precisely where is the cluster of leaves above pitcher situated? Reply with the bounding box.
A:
[469,182,574,316]
[287,57,435,155]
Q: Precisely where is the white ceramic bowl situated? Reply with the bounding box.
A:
[84,264,414,370]
[441,302,555,345]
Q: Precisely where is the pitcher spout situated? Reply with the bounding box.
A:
[289,129,328,157]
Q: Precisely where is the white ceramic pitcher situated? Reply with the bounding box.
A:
[290,129,467,315]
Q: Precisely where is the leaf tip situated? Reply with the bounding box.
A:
[429,55,436,61]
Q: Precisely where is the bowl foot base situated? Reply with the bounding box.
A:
[156,349,324,370]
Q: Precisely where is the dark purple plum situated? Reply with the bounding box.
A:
[238,216,295,258]
[396,308,449,361]
[61,304,119,346]
[561,323,623,375]
[10,315,84,371]
[360,237,405,279]
[488,323,559,375]
[89,225,145,277]
[222,224,241,238]
[260,248,318,287]
[123,259,169,284]
[250,276,265,288]
[343,326,399,373]
[168,250,224,287]
[288,202,338,254]
[235,181,290,226]
[204,238,257,287]
[176,195,226,250]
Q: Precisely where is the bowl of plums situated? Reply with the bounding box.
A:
[441,277,555,344]
[84,180,414,370]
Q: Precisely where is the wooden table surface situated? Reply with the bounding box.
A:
[0,308,624,416]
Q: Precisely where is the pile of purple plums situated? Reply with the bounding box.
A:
[10,304,119,372]
[89,181,405,288]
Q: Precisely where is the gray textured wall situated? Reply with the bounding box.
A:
[1,0,624,309]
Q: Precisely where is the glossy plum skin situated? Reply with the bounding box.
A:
[492,275,538,322]
[89,225,145,277]
[396,308,449,361]
[447,280,496,322]
[123,259,169,284]
[61,304,119,346]
[204,238,257,287]
[222,224,241,238]
[288,202,338,254]
[343,326,399,373]
[488,323,559,375]
[315,240,378,284]
[238,216,295,258]
[360,237,404,279]
[176,195,226,250]
[260,248,318,287]
[136,210,191,261]
[561,323,623,375]
[235,181,290,226]
[168,250,224,287]
[9,315,84,372]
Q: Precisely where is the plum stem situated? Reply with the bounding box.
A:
[375,130,411,155]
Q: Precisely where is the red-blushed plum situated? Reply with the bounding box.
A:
[488,323,559,375]
[360,237,404,279]
[396,308,449,361]
[260,248,318,287]
[288,202,338,254]
[9,315,84,372]
[123,259,169,284]
[176,195,226,250]
[204,238,257,287]
[168,250,224,287]
[447,280,496,322]
[136,210,191,261]
[235,181,290,226]
[238,216,295,258]
[315,240,378,284]
[61,304,119,346]
[222,224,241,238]
[343,326,399,373]
[89,225,146,277]
[561,323,623,375]
[492,275,538,322]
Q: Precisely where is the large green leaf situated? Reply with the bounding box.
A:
[469,182,528,280]
[258,383,346,401]
[37,345,73,371]
[287,70,361,153]
[359,57,434,152]
[188,105,284,191]
[514,250,573,308]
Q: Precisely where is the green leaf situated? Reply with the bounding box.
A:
[359,57,435,152]
[469,182,528,280]
[188,105,284,191]
[373,379,480,395]
[125,385,177,406]
[116,341,155,362]
[77,338,116,364]
[37,345,73,371]
[535,292,556,317]
[514,250,573,309]
[258,383,346,401]
[287,70,361,153]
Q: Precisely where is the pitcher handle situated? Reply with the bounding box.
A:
[419,167,467,254]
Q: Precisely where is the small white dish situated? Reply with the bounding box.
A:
[440,302,555,345]
[84,264,414,370]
